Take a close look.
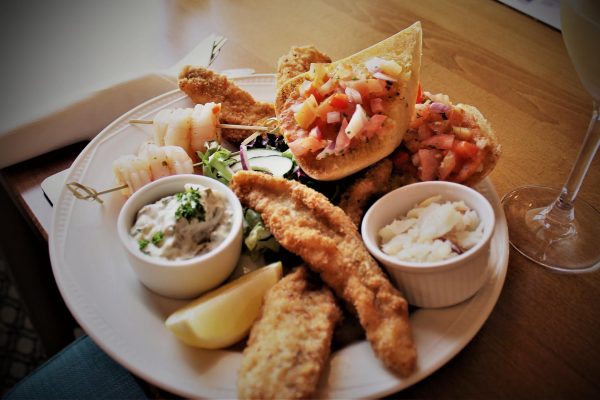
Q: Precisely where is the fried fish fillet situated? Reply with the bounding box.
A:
[337,159,394,227]
[230,171,416,377]
[178,66,275,145]
[276,45,332,88]
[238,266,341,399]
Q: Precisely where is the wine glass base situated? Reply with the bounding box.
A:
[501,185,600,273]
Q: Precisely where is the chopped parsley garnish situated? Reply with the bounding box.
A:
[151,231,164,245]
[175,187,206,222]
[138,239,149,250]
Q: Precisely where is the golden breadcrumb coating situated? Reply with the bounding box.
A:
[276,45,332,88]
[238,266,340,399]
[230,171,416,377]
[337,158,394,227]
[178,66,275,145]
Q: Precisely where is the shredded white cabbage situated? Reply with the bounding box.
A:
[378,195,483,263]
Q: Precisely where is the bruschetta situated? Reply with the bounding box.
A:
[275,22,423,181]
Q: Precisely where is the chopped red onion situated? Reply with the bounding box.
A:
[239,144,250,170]
[429,102,452,115]
[345,86,363,104]
[327,111,341,124]
[365,57,385,74]
[373,71,397,82]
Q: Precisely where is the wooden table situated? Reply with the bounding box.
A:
[1,0,598,397]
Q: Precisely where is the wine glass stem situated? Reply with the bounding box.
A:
[549,101,600,222]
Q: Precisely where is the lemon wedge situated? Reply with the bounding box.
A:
[165,261,283,349]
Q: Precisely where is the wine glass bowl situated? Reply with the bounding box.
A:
[501,0,600,273]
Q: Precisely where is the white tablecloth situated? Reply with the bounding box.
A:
[0,0,221,168]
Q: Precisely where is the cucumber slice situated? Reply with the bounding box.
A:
[231,148,282,163]
[231,155,294,177]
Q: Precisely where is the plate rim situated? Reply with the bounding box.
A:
[49,74,509,398]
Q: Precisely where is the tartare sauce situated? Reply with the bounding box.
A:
[130,183,232,261]
[378,195,483,263]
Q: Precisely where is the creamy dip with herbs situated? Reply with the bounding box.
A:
[130,183,232,261]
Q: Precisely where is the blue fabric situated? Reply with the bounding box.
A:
[4,335,148,400]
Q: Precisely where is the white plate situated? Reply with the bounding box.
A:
[49,74,509,398]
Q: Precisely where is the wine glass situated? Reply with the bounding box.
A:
[501,0,600,273]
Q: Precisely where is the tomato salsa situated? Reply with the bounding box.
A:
[392,91,490,183]
[280,57,410,160]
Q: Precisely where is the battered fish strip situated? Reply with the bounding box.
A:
[337,159,394,227]
[230,171,417,377]
[238,266,341,399]
[276,45,332,88]
[178,66,275,145]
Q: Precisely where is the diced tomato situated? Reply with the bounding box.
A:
[342,102,357,119]
[287,139,310,156]
[449,106,465,126]
[421,134,454,150]
[317,119,339,141]
[438,150,457,180]
[418,124,433,141]
[329,93,349,109]
[452,140,479,159]
[452,149,487,183]
[363,114,387,137]
[418,149,441,181]
[416,82,423,103]
[288,136,325,156]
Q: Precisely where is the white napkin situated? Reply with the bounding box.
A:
[0,33,225,169]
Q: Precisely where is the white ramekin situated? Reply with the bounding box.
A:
[361,181,495,308]
[117,174,243,299]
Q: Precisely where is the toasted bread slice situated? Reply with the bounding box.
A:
[275,22,422,181]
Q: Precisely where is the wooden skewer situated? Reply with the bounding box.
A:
[68,119,274,203]
[66,159,206,204]
[66,181,128,204]
[128,119,268,131]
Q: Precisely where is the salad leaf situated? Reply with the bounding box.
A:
[243,208,280,260]
[197,141,237,185]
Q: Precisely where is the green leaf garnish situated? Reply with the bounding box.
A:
[175,187,206,222]
[138,239,149,250]
[151,231,163,246]
[196,141,237,185]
